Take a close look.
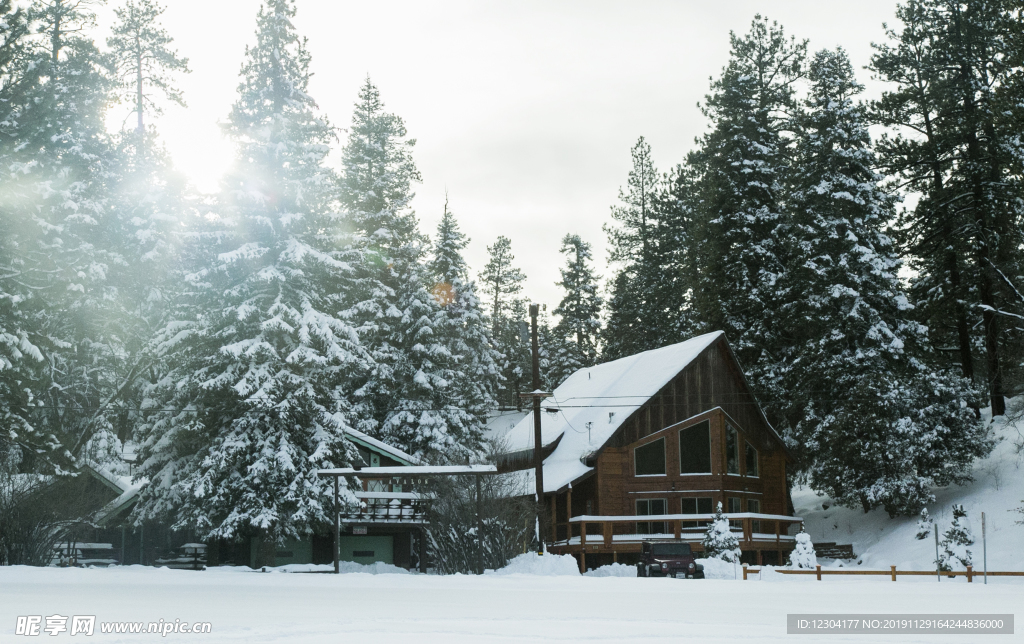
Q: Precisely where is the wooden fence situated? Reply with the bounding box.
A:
[742,564,1024,582]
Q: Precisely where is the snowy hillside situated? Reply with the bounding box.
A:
[795,401,1024,571]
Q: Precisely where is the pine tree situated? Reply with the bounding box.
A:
[107,0,190,134]
[549,234,601,386]
[937,504,974,571]
[915,508,933,540]
[779,48,988,517]
[338,79,478,457]
[133,0,362,559]
[871,0,1024,416]
[789,527,817,569]
[701,502,741,563]
[602,137,678,360]
[0,0,122,471]
[381,201,499,459]
[684,16,806,370]
[479,236,529,409]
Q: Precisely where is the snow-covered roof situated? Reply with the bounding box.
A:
[484,409,530,443]
[81,461,148,527]
[504,332,724,493]
[319,465,497,476]
[344,428,418,466]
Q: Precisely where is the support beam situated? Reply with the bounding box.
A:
[333,476,340,574]
[476,475,484,575]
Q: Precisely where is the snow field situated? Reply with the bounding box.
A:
[1,564,1020,643]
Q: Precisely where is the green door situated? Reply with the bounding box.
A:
[338,535,393,565]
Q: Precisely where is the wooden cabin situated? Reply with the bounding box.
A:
[501,331,801,570]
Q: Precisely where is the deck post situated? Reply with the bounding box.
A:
[550,495,557,543]
[476,475,484,575]
[580,522,587,572]
[890,565,896,582]
[775,521,781,564]
[967,566,973,583]
[419,526,428,573]
[673,519,681,540]
[742,564,748,581]
[333,476,340,574]
[815,564,821,581]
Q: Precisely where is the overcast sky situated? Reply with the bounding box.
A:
[96,0,903,309]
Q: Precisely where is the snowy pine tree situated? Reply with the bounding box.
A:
[701,502,741,563]
[0,0,124,471]
[789,527,817,569]
[602,137,678,360]
[479,236,529,410]
[683,16,806,371]
[549,234,601,387]
[778,48,988,517]
[937,504,974,571]
[133,0,362,561]
[915,508,933,541]
[107,0,190,135]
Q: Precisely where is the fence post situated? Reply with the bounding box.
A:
[967,566,972,583]
[742,564,748,581]
[816,564,821,581]
[890,565,896,582]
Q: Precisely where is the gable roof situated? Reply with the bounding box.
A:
[345,428,419,466]
[503,331,725,493]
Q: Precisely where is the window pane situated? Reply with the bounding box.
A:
[636,499,649,534]
[679,420,712,474]
[650,499,667,515]
[746,499,760,513]
[726,425,739,474]
[745,442,758,477]
[680,498,697,515]
[697,497,712,514]
[727,497,741,513]
[634,438,666,476]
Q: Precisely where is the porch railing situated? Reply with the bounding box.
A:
[557,512,804,549]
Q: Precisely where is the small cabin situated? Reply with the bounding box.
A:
[501,331,801,569]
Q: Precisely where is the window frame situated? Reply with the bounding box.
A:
[725,423,740,475]
[636,498,668,534]
[634,436,667,477]
[745,441,759,478]
[679,420,713,475]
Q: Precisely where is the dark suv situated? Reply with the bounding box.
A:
[636,541,704,578]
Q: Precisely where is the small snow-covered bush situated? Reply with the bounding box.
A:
[789,528,817,569]
[937,504,973,571]
[701,502,741,563]
[915,508,933,540]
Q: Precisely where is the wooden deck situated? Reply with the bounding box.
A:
[549,512,803,572]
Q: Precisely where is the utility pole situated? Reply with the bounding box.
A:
[521,303,551,554]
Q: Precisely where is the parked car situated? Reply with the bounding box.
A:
[636,541,704,578]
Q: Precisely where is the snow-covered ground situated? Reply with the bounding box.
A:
[1,561,1020,643]
[796,403,1024,572]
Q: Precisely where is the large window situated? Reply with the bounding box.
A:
[727,496,742,528]
[745,442,758,477]
[748,499,761,533]
[726,424,740,474]
[679,420,712,474]
[636,498,667,534]
[680,497,713,515]
[634,437,666,476]
[680,497,713,528]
